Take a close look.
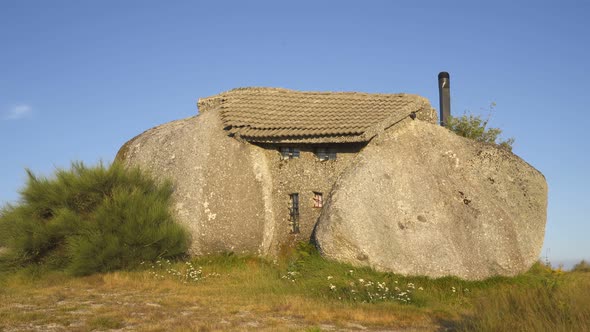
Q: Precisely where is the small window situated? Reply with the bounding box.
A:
[289,193,300,233]
[316,147,327,161]
[327,148,337,160]
[313,192,323,208]
[316,147,337,161]
[281,147,300,160]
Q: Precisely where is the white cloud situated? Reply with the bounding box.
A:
[4,104,33,120]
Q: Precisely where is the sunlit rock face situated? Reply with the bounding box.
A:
[117,111,272,256]
[314,120,547,280]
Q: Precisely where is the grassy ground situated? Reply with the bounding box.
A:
[1,248,589,331]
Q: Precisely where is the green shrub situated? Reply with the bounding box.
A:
[0,162,190,275]
[447,103,514,151]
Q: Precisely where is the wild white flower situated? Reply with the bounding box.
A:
[329,284,336,291]
[327,276,333,280]
[358,278,364,283]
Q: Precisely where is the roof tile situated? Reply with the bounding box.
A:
[198,87,433,143]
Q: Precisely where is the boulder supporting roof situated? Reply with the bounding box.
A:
[197,87,434,144]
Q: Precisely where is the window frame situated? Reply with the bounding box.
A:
[313,192,323,208]
[280,147,300,160]
[316,147,337,161]
[289,193,300,233]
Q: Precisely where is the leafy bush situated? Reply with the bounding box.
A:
[447,102,515,151]
[0,162,190,275]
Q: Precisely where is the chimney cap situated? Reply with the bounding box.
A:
[438,72,450,79]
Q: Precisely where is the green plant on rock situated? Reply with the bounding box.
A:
[447,102,515,151]
[0,161,190,275]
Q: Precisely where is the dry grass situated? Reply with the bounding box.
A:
[455,271,590,332]
[0,260,434,331]
[1,255,588,331]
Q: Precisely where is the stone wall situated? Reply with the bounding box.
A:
[255,143,364,252]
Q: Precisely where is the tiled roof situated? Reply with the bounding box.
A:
[197,87,434,143]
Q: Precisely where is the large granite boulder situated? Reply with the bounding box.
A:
[117,111,276,256]
[314,119,547,280]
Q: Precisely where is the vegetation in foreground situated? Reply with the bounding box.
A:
[0,162,190,276]
[0,244,589,331]
[0,161,587,330]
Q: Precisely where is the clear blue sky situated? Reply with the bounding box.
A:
[1,1,588,266]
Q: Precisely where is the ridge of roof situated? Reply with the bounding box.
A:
[200,86,418,101]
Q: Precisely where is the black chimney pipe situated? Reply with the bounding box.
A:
[438,72,451,127]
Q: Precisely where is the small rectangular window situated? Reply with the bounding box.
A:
[289,193,300,233]
[316,147,328,161]
[327,147,337,160]
[313,192,323,208]
[280,147,300,160]
[316,147,336,161]
[280,147,289,159]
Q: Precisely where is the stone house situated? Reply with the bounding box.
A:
[196,87,437,246]
[118,84,546,279]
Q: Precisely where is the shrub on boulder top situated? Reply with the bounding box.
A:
[0,161,190,275]
[447,103,515,151]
